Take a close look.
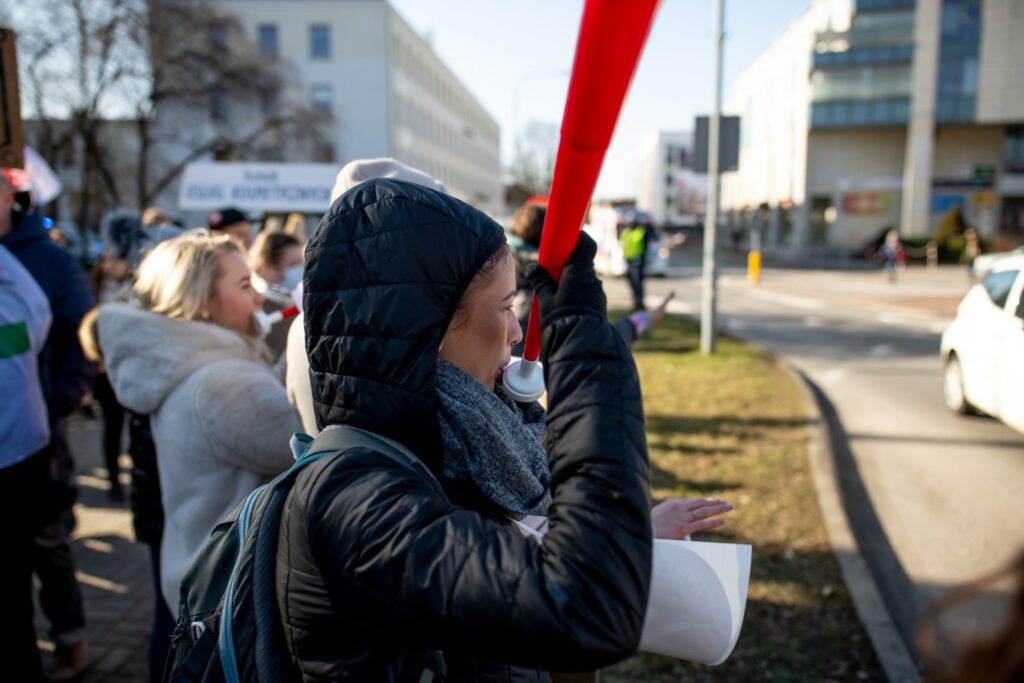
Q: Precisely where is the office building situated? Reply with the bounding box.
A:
[721,0,1024,254]
[215,0,502,215]
[636,131,707,229]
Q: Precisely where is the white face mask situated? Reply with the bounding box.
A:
[281,264,304,293]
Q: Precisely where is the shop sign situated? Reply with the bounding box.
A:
[971,191,997,207]
[931,194,966,213]
[178,162,338,212]
[842,192,890,214]
[973,166,996,182]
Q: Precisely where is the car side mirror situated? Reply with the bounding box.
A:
[1017,297,1024,322]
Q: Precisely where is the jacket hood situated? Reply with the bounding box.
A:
[304,178,505,468]
[97,303,265,415]
[1,209,48,252]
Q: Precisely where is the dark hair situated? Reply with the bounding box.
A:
[250,231,301,271]
[509,205,545,247]
[449,242,511,329]
[918,548,1024,683]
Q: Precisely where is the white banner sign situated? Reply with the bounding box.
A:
[178,162,338,212]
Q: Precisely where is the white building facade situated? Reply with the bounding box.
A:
[635,131,707,229]
[721,0,1024,254]
[216,0,502,215]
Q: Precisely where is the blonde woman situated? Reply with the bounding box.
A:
[96,230,300,613]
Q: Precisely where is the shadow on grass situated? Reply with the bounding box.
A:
[646,414,815,437]
[650,461,742,495]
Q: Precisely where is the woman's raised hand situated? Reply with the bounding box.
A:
[651,497,734,540]
[526,232,607,322]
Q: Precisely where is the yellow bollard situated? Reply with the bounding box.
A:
[748,249,761,285]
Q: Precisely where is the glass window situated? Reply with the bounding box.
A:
[983,270,1019,309]
[258,25,278,59]
[1005,127,1024,174]
[310,25,330,59]
[941,0,981,38]
[260,90,279,117]
[211,25,228,50]
[210,91,230,122]
[961,57,978,95]
[312,84,333,115]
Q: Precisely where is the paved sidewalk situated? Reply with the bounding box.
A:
[35,416,151,682]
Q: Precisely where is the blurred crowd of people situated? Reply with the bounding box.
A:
[3,153,1020,683]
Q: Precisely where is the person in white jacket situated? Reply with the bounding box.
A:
[97,230,300,611]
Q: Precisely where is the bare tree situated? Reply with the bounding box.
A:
[507,120,558,202]
[12,0,329,229]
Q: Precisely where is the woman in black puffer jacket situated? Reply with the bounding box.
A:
[277,179,652,682]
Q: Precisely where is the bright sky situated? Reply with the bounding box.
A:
[389,0,810,199]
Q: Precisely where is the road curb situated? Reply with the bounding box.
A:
[777,360,921,683]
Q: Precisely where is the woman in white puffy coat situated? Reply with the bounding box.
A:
[97,230,300,612]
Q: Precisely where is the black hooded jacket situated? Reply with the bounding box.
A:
[277,180,652,681]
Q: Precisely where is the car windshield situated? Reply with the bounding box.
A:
[983,270,1020,309]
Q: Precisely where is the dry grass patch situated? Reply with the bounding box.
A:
[602,315,884,682]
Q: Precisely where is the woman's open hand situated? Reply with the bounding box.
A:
[652,497,733,539]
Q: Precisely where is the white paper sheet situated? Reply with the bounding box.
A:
[639,539,752,665]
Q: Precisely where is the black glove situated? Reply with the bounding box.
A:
[526,231,607,324]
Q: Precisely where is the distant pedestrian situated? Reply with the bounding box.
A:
[0,172,94,682]
[507,202,673,355]
[208,206,254,249]
[0,244,52,683]
[97,230,300,612]
[89,212,140,501]
[882,229,903,283]
[507,202,544,354]
[282,212,308,242]
[249,230,304,358]
[141,206,173,229]
[619,212,656,310]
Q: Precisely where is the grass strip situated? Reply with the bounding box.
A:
[603,315,884,682]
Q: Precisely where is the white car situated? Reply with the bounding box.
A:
[941,254,1024,433]
[969,245,1024,279]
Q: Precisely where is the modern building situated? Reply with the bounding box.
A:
[215,0,502,216]
[721,0,1024,254]
[636,131,707,230]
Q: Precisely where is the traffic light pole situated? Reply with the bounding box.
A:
[700,0,725,354]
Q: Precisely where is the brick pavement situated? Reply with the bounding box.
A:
[35,416,151,682]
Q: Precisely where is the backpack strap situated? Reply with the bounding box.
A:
[221,425,447,683]
[306,425,448,499]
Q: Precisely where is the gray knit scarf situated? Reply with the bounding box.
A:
[436,358,550,519]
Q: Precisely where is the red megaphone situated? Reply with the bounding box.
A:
[503,0,662,402]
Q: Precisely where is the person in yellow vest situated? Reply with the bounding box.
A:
[620,211,655,310]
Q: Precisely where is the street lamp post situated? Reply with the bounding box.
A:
[701,0,725,355]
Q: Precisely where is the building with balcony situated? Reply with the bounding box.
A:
[721,0,1024,254]
[214,0,502,216]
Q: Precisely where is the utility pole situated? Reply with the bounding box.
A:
[701,0,725,354]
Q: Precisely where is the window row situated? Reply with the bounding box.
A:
[394,95,498,168]
[391,33,498,146]
[810,98,910,128]
[854,0,916,11]
[257,24,331,61]
[812,45,913,69]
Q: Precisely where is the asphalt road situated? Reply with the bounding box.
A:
[604,250,1024,658]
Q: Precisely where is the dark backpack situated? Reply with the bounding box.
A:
[163,425,445,683]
